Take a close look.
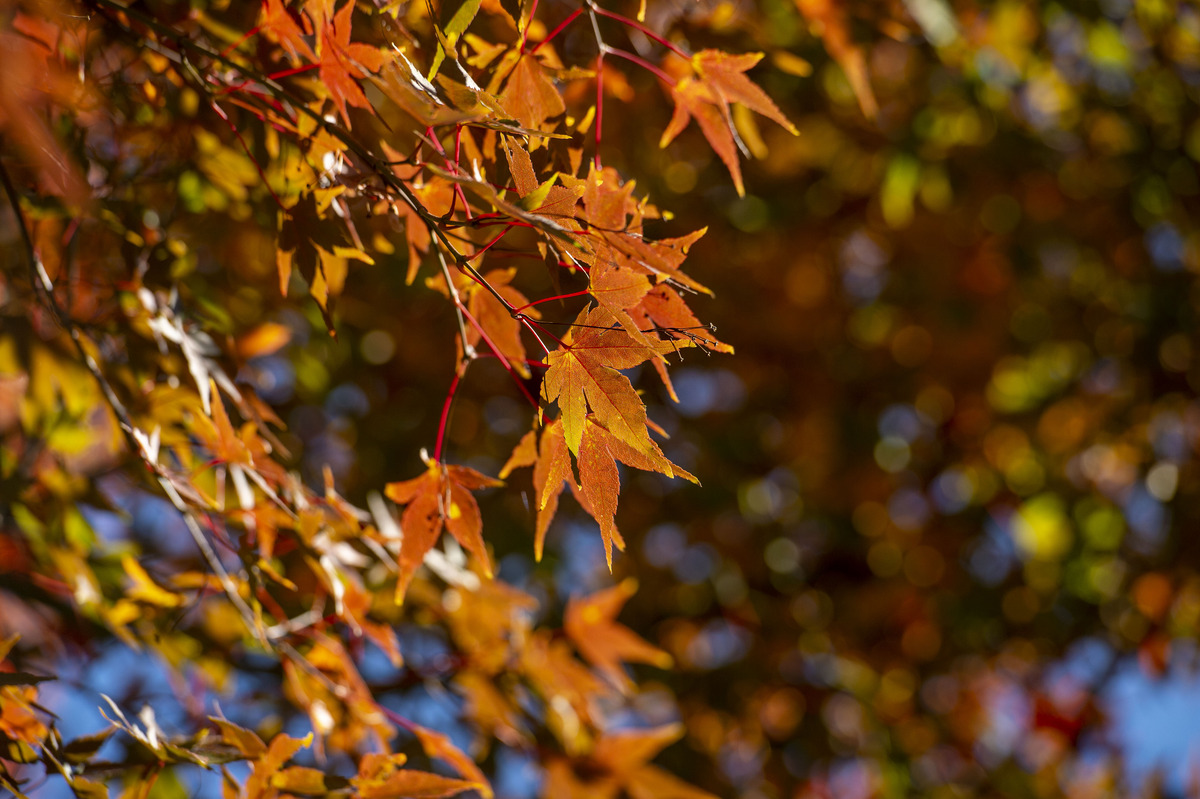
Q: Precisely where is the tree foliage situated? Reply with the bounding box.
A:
[0,0,783,796]
[7,0,1200,798]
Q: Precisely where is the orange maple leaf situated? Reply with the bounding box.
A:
[501,136,584,219]
[317,0,388,127]
[661,50,797,196]
[519,630,606,754]
[441,578,538,674]
[588,252,657,348]
[564,578,672,691]
[468,268,540,378]
[692,50,798,136]
[593,225,711,296]
[499,55,565,132]
[661,78,745,196]
[501,420,573,561]
[503,416,694,567]
[244,731,313,799]
[541,306,675,458]
[456,670,528,747]
[258,0,315,62]
[426,266,541,377]
[384,460,502,602]
[576,417,696,568]
[563,163,640,232]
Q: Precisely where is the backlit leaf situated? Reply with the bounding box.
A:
[385,461,502,602]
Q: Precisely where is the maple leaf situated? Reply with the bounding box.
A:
[576,417,696,567]
[258,0,315,62]
[282,635,394,752]
[456,670,528,747]
[499,55,566,133]
[384,460,502,603]
[692,50,798,136]
[501,420,573,561]
[244,731,314,799]
[541,306,675,458]
[440,571,538,674]
[543,759,620,799]
[588,250,657,348]
[425,266,541,377]
[378,153,457,284]
[501,137,586,222]
[661,50,797,196]
[317,0,388,127]
[661,77,746,196]
[504,415,695,567]
[561,163,638,232]
[311,243,374,331]
[502,135,539,197]
[596,226,712,296]
[564,578,673,691]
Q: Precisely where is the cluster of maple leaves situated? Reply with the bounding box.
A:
[0,0,795,796]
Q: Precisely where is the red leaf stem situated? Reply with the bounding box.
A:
[519,0,541,53]
[530,8,583,55]
[458,304,541,407]
[267,62,320,80]
[433,365,466,462]
[604,47,676,85]
[427,125,473,220]
[219,24,261,57]
[513,289,591,312]
[209,100,287,211]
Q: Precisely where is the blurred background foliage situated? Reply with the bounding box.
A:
[5,0,1200,797]
[535,0,1200,795]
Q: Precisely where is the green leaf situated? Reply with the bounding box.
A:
[429,0,484,81]
[517,177,557,212]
